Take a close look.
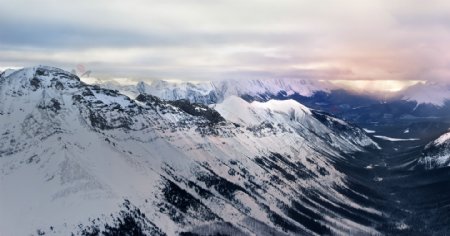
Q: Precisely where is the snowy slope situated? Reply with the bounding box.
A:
[214,96,377,152]
[419,131,450,168]
[1,66,380,236]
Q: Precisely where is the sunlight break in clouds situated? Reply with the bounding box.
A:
[327,80,425,93]
[1,0,450,89]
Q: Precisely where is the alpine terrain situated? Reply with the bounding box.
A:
[2,66,450,235]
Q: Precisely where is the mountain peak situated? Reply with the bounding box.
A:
[1,66,81,91]
[2,66,79,80]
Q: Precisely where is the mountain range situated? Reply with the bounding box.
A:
[1,66,382,235]
[2,66,450,235]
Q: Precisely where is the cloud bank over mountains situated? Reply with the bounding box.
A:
[1,0,450,83]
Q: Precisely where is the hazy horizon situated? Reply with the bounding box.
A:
[0,65,431,93]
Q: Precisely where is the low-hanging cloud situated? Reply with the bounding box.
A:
[1,0,450,83]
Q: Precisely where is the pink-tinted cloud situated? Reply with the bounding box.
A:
[1,0,450,84]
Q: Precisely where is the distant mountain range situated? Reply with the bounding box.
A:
[82,77,332,105]
[82,76,450,106]
[84,76,450,130]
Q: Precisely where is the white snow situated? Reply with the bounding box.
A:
[374,135,420,142]
[373,177,383,182]
[433,132,450,146]
[363,128,376,134]
[92,91,132,107]
[395,222,410,230]
[215,96,311,126]
[251,99,312,115]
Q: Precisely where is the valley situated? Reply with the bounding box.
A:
[343,121,450,235]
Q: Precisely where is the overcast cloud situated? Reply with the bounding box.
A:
[1,0,450,82]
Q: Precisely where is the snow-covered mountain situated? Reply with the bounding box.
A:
[399,81,450,106]
[85,77,450,109]
[85,77,332,105]
[419,131,450,168]
[1,66,381,235]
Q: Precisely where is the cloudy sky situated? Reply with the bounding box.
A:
[1,0,450,85]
